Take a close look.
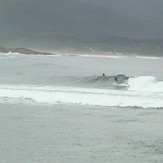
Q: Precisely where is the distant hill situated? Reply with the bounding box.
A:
[0,46,52,55]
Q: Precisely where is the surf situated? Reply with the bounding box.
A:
[0,75,163,108]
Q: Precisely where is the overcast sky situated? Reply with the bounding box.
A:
[0,0,163,49]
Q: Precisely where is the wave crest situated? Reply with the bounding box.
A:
[128,76,163,92]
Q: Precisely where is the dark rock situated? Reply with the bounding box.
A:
[0,46,52,55]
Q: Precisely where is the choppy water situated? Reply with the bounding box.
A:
[0,52,163,163]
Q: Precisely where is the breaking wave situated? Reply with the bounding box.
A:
[128,76,163,92]
[0,76,163,108]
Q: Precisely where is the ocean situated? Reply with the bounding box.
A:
[0,52,163,163]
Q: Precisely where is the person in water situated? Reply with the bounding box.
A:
[102,73,106,76]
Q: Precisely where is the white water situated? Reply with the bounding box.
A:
[0,76,163,108]
[129,76,163,92]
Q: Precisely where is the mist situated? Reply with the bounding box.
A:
[0,0,163,53]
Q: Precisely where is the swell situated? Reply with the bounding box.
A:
[50,75,127,89]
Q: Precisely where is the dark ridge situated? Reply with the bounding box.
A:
[0,46,52,55]
[8,47,52,55]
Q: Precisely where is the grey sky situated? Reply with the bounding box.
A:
[0,0,163,49]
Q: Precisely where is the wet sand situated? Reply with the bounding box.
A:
[0,103,163,163]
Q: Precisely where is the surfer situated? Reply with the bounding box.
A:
[115,74,129,84]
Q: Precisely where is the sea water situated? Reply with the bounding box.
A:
[0,52,163,162]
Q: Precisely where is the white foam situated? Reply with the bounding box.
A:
[0,52,22,59]
[135,56,162,60]
[0,84,163,108]
[128,76,163,92]
[80,54,124,59]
